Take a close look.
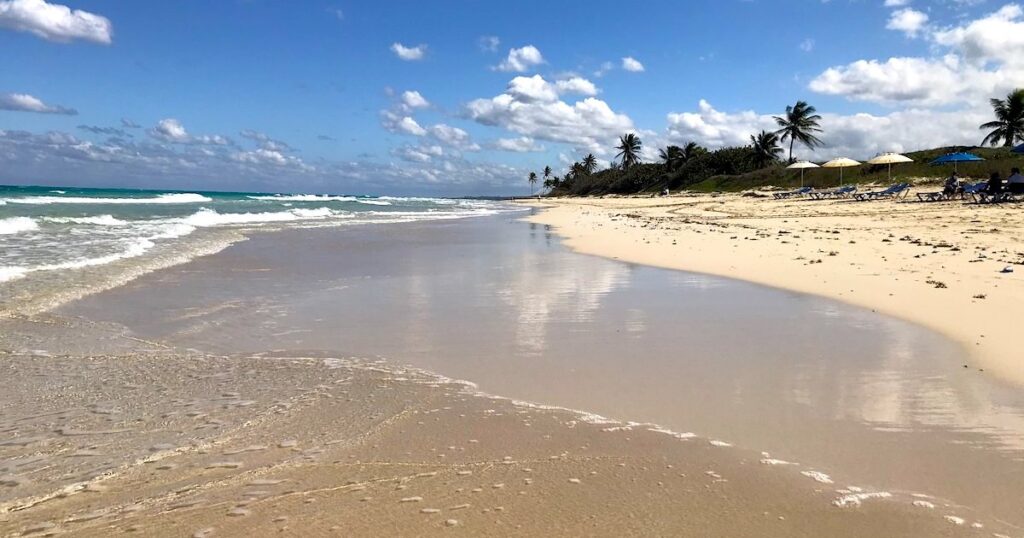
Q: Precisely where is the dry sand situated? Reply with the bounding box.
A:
[0,314,1000,537]
[524,191,1024,387]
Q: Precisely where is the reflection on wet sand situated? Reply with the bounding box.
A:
[63,215,1024,528]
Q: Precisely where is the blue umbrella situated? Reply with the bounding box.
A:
[1013,143,1024,154]
[930,152,984,173]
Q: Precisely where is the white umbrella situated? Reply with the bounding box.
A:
[786,160,820,187]
[822,158,861,186]
[866,152,913,182]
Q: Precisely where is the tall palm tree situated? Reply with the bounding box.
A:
[680,141,705,163]
[543,165,552,181]
[980,88,1024,147]
[774,100,824,163]
[750,130,783,168]
[616,133,642,170]
[582,153,597,174]
[571,161,586,178]
[659,145,683,171]
[528,171,537,195]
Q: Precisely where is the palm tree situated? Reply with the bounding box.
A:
[543,165,552,181]
[750,130,783,168]
[616,133,642,170]
[980,88,1024,147]
[582,154,597,174]
[659,145,683,171]
[774,100,824,163]
[528,171,537,195]
[680,141,706,163]
[571,161,586,178]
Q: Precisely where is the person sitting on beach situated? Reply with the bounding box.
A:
[986,172,1004,194]
[1008,167,1024,194]
[943,172,961,196]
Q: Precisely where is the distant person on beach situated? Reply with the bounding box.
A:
[986,172,1004,194]
[943,172,961,196]
[1008,167,1024,194]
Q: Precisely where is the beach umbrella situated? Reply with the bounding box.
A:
[867,152,913,182]
[930,152,983,173]
[822,158,861,186]
[786,160,820,187]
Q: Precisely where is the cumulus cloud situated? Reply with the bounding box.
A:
[390,42,426,61]
[886,7,929,37]
[494,136,544,152]
[239,129,290,151]
[621,56,645,72]
[77,124,129,137]
[0,0,111,44]
[401,90,430,109]
[381,111,427,136]
[554,77,598,96]
[0,92,76,114]
[149,118,190,143]
[120,118,140,129]
[811,3,1024,107]
[496,45,544,72]
[884,0,909,6]
[428,123,480,151]
[466,75,634,156]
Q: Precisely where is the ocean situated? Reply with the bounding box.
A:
[0,185,516,313]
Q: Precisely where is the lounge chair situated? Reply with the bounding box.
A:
[917,182,986,202]
[773,186,813,200]
[808,185,856,200]
[975,189,1024,204]
[853,182,910,201]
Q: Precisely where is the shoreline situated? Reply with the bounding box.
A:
[522,194,1024,387]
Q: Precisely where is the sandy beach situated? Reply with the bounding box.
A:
[524,192,1024,387]
[3,215,1024,537]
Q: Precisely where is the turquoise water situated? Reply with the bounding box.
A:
[0,185,513,311]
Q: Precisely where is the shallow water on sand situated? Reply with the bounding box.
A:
[64,212,1024,529]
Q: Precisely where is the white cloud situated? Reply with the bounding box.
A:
[429,123,480,151]
[150,118,190,143]
[884,0,909,6]
[593,61,614,78]
[506,75,560,102]
[666,100,777,149]
[811,4,1024,106]
[932,4,1024,64]
[621,56,645,72]
[555,77,598,96]
[0,0,111,44]
[799,38,815,52]
[0,92,76,114]
[496,45,544,72]
[232,148,288,165]
[390,42,426,61]
[466,75,634,156]
[886,8,929,37]
[494,136,544,152]
[401,90,430,109]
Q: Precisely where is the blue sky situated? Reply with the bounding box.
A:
[1,0,1021,195]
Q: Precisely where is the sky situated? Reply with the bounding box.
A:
[1,0,1022,196]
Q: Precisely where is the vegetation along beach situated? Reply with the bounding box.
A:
[4,1,1024,537]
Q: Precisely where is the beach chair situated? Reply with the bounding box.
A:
[808,185,856,200]
[773,186,813,200]
[915,182,979,202]
[853,183,910,201]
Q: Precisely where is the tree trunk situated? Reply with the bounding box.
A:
[788,137,795,163]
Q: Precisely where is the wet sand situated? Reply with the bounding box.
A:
[1,214,1021,536]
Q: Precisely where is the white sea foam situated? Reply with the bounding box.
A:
[43,215,128,226]
[832,491,892,507]
[0,217,38,235]
[246,194,356,202]
[0,193,211,205]
[379,196,457,205]
[800,471,834,484]
[355,199,392,206]
[0,266,28,282]
[180,207,337,227]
